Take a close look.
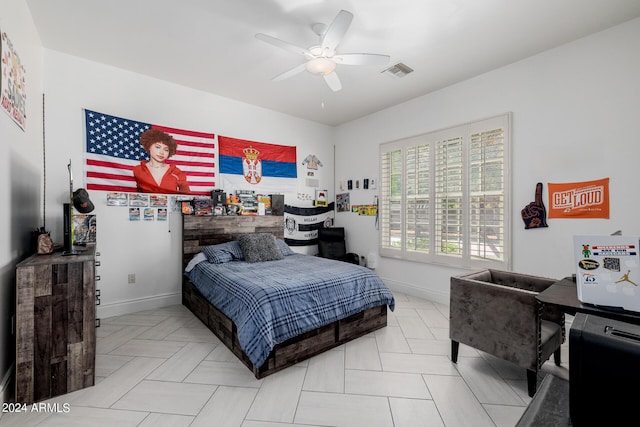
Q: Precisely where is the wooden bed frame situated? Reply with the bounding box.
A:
[182,214,388,379]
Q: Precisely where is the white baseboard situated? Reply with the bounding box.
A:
[381,276,449,306]
[97,292,182,319]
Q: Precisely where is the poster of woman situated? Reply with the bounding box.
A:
[84,109,216,195]
[133,129,191,194]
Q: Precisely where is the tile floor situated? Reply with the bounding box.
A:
[0,291,570,427]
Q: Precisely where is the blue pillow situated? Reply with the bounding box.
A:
[276,239,295,256]
[202,241,244,264]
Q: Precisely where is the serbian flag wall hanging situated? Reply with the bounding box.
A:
[218,135,297,194]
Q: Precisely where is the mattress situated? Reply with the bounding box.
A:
[186,253,395,368]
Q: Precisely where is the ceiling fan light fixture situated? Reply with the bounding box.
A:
[306,57,336,75]
[256,9,387,91]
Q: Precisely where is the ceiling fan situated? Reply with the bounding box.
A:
[255,10,390,92]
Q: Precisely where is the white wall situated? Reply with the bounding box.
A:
[0,0,44,408]
[42,51,334,318]
[5,5,640,405]
[335,17,640,304]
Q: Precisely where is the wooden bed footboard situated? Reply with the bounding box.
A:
[183,277,387,378]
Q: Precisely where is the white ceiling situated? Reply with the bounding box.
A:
[26,0,640,126]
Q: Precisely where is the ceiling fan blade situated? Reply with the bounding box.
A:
[272,62,308,82]
[333,53,390,66]
[255,33,311,57]
[321,10,353,52]
[323,72,342,92]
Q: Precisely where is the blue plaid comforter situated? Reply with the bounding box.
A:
[186,254,395,368]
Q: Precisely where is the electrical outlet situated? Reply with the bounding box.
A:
[128,274,136,284]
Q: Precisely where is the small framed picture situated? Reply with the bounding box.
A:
[315,189,328,206]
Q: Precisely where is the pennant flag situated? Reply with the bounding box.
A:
[84,109,216,195]
[284,203,335,246]
[548,177,609,219]
[218,135,297,194]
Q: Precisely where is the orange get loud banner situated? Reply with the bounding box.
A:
[547,177,609,219]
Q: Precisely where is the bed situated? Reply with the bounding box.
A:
[182,215,395,378]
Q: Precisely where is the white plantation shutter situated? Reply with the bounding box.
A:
[406,144,430,253]
[469,127,506,262]
[435,137,463,258]
[380,149,403,252]
[379,113,511,268]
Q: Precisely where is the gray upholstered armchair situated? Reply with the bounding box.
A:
[449,269,564,397]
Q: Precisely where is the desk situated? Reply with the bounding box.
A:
[536,277,640,325]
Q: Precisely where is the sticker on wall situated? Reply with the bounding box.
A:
[107,192,128,206]
[548,178,609,219]
[521,182,548,229]
[1,30,27,130]
[129,207,141,221]
[157,208,168,221]
[129,193,149,207]
[150,194,168,207]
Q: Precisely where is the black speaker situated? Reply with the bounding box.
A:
[62,203,77,256]
[569,313,640,426]
[270,194,284,216]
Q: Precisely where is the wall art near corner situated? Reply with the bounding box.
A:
[1,30,27,130]
[358,205,378,216]
[548,177,609,219]
[521,182,548,229]
[336,193,350,212]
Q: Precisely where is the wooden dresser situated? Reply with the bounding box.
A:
[15,246,96,404]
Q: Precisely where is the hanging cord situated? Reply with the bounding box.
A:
[42,93,46,230]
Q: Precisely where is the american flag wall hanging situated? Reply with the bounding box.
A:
[84,109,216,195]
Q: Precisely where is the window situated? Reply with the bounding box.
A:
[379,113,511,269]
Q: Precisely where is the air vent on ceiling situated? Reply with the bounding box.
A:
[382,62,414,78]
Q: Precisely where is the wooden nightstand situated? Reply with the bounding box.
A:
[15,246,97,404]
